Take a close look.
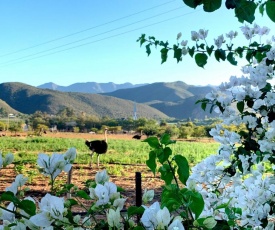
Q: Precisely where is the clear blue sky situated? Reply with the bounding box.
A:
[0,1,273,87]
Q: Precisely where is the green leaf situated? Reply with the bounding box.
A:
[227,52,237,65]
[18,200,36,216]
[161,184,181,211]
[203,0,222,12]
[249,41,259,48]
[159,164,174,185]
[201,102,207,111]
[157,147,172,164]
[76,190,91,200]
[160,133,176,146]
[173,45,182,62]
[143,137,160,149]
[266,1,275,22]
[66,198,78,207]
[246,50,254,63]
[188,46,195,57]
[127,206,145,217]
[214,49,226,62]
[187,191,205,219]
[160,48,169,64]
[146,150,157,175]
[183,0,203,8]
[0,191,20,205]
[206,45,214,56]
[235,47,244,58]
[235,0,257,23]
[137,34,146,46]
[259,3,264,16]
[255,51,264,63]
[195,53,208,68]
[145,44,151,56]
[174,155,189,185]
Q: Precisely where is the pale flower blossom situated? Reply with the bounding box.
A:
[142,189,154,203]
[180,40,188,46]
[30,194,65,227]
[214,35,225,48]
[107,208,121,229]
[95,169,109,184]
[266,47,275,60]
[226,30,238,40]
[191,31,199,41]
[198,29,208,39]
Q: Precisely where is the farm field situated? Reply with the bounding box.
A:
[0,132,219,207]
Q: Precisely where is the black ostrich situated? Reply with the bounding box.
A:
[132,130,143,140]
[85,128,108,167]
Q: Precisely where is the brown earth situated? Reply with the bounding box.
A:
[0,132,165,211]
[0,132,213,211]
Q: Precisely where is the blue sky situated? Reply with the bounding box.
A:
[0,1,273,87]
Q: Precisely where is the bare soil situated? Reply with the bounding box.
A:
[0,132,213,211]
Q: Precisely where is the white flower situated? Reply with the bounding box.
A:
[107,208,121,228]
[226,30,238,40]
[1,153,14,167]
[0,202,15,222]
[214,35,225,48]
[63,147,76,163]
[95,169,109,184]
[37,153,65,180]
[198,29,208,39]
[141,202,160,229]
[89,184,109,206]
[156,207,171,229]
[142,189,154,203]
[168,218,185,230]
[5,174,28,195]
[180,40,188,46]
[266,47,275,60]
[15,174,28,187]
[89,182,117,207]
[113,198,126,211]
[181,47,188,55]
[30,194,65,227]
[191,31,199,41]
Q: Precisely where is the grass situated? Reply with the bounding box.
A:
[0,136,220,166]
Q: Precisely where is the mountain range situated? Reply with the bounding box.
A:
[38,82,147,93]
[0,81,217,119]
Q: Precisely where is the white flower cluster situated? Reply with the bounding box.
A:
[0,152,14,168]
[188,30,275,227]
[89,169,126,228]
[37,147,77,180]
[140,201,185,230]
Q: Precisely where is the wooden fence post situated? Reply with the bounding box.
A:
[135,172,142,221]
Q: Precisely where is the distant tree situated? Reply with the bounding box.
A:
[8,122,22,135]
[192,126,207,138]
[179,126,193,138]
[0,121,6,131]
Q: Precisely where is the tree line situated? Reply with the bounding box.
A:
[0,107,246,139]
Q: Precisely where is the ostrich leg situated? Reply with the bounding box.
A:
[97,154,100,167]
[89,151,94,168]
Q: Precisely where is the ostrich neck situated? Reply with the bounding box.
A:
[104,130,108,143]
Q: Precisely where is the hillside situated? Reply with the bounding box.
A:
[0,99,19,115]
[0,82,168,119]
[103,81,216,119]
[38,82,147,93]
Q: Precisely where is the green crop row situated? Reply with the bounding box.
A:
[0,136,219,166]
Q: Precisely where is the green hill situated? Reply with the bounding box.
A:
[0,82,168,119]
